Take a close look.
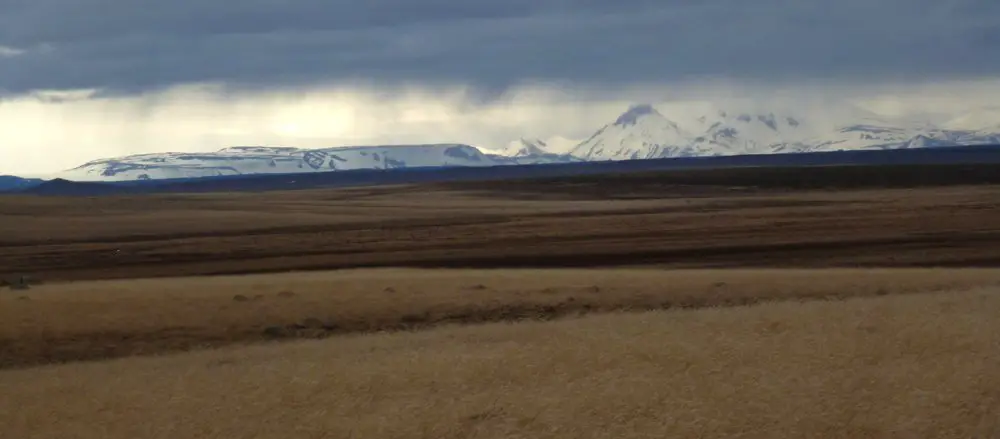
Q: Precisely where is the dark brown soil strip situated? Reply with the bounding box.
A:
[0,284,958,371]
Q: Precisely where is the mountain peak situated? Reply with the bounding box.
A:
[570,104,689,161]
[614,104,661,127]
[497,138,550,157]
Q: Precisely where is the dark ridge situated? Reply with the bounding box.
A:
[20,178,125,196]
[0,176,43,192]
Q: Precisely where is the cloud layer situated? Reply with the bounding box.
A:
[1,0,999,95]
[2,0,1000,176]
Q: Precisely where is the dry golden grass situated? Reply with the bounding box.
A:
[1,287,997,439]
[3,268,1000,369]
[4,169,1000,437]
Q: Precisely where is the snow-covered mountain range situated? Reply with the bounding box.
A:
[57,144,578,182]
[47,103,1000,182]
[566,104,1000,161]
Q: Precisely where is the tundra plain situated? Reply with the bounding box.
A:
[2,166,1000,438]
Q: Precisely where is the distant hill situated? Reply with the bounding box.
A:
[19,178,127,196]
[0,176,43,192]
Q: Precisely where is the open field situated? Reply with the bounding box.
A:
[3,268,1000,369]
[2,287,998,439]
[5,166,1000,281]
[4,166,1000,437]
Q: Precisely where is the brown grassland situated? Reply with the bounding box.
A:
[1,286,998,438]
[4,175,1000,281]
[2,168,1000,437]
[3,267,1000,371]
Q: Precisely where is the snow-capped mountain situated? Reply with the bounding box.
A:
[488,138,585,165]
[57,144,575,182]
[685,109,820,155]
[570,105,695,160]
[829,124,1000,150]
[496,138,551,157]
[43,103,1000,183]
[564,104,1000,161]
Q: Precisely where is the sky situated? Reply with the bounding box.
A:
[2,0,1000,175]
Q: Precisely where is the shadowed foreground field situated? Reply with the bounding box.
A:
[2,287,997,439]
[3,268,1000,369]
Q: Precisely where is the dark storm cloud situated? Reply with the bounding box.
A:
[0,0,998,95]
